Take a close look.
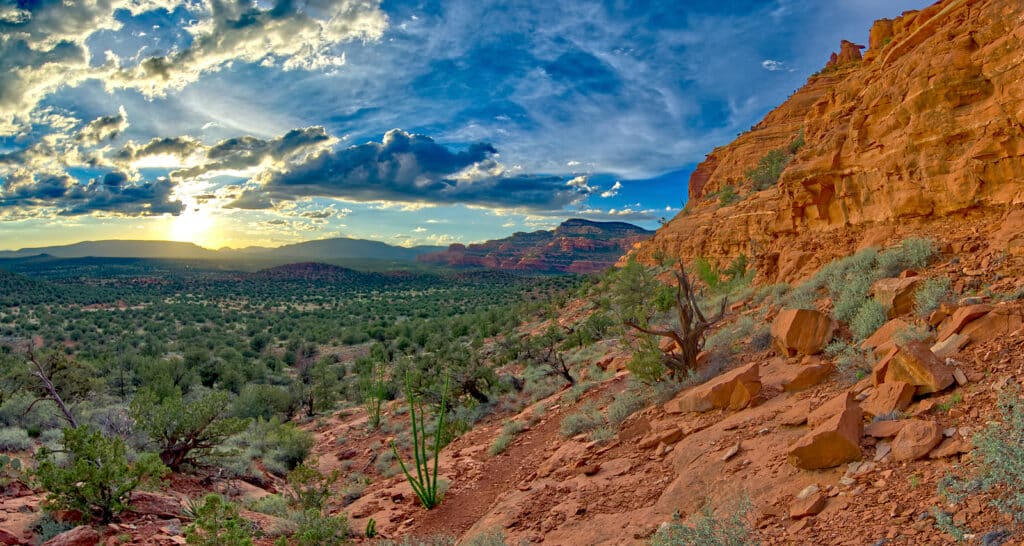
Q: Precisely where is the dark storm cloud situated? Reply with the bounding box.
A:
[226,129,590,210]
[0,171,184,218]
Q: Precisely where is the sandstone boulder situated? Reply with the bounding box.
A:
[959,306,1024,345]
[936,304,992,342]
[892,420,943,461]
[41,526,99,546]
[882,342,954,395]
[861,381,915,418]
[788,398,863,470]
[861,318,910,353]
[790,491,827,519]
[931,333,969,359]
[782,362,834,392]
[771,309,835,356]
[864,419,907,438]
[929,436,972,459]
[128,491,181,518]
[808,392,858,428]
[670,362,761,413]
[871,277,921,318]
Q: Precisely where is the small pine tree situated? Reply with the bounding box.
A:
[34,426,168,523]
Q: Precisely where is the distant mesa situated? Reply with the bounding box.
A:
[417,218,654,273]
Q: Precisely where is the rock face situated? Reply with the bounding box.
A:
[670,362,761,413]
[771,308,836,356]
[627,0,1024,282]
[419,219,654,273]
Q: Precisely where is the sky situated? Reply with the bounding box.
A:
[0,0,934,250]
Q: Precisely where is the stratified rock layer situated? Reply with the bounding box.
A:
[420,218,653,273]
[628,0,1024,281]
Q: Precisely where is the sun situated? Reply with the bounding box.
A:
[169,207,219,248]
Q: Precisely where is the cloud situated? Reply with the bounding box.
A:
[0,1,388,135]
[600,181,622,198]
[227,128,591,211]
[0,171,184,218]
[112,136,203,163]
[173,126,334,179]
[76,107,130,146]
[760,59,785,71]
[108,1,388,97]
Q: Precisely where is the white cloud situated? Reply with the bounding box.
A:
[600,181,622,198]
[761,59,785,71]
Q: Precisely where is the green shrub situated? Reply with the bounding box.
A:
[32,513,74,544]
[651,497,758,546]
[786,238,938,322]
[588,425,616,444]
[850,299,887,340]
[746,148,791,190]
[287,463,339,513]
[938,385,1024,523]
[290,509,349,546]
[718,185,739,206]
[0,454,24,490]
[627,337,668,383]
[34,426,168,523]
[488,418,526,456]
[787,129,805,155]
[266,422,314,473]
[705,317,755,354]
[0,427,32,451]
[248,494,290,518]
[893,325,931,345]
[825,341,873,383]
[915,277,952,317]
[130,388,249,470]
[607,389,646,428]
[559,402,605,437]
[463,528,507,546]
[232,384,294,421]
[185,494,254,546]
[876,237,936,277]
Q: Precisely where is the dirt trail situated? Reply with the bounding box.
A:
[407,378,625,540]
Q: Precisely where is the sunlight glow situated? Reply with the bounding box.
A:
[169,207,218,248]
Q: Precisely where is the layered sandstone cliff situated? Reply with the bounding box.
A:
[419,218,654,273]
[632,0,1024,281]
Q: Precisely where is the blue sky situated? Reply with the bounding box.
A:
[0,0,933,250]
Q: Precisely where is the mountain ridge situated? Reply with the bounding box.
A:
[418,218,654,273]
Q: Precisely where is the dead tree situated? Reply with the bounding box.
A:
[621,261,726,376]
[24,346,79,428]
[522,326,575,386]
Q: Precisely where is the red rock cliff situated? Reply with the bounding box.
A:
[631,0,1024,281]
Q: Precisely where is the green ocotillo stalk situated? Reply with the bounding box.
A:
[391,372,449,509]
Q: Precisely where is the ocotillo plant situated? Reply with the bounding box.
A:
[391,372,449,509]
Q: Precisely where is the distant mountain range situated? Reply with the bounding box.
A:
[0,238,444,264]
[417,218,654,273]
